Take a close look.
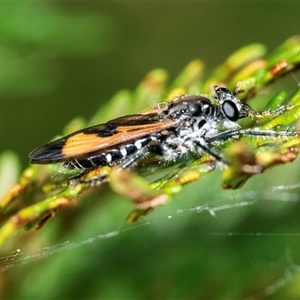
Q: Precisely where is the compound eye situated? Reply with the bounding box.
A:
[222,100,239,121]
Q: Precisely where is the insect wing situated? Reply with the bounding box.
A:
[29,113,177,164]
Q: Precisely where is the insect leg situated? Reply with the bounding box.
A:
[120,143,164,169]
[247,104,293,118]
[207,129,299,143]
[193,140,229,165]
[120,147,152,169]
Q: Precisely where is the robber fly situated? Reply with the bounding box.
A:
[29,85,292,185]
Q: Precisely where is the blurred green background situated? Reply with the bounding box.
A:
[1,2,300,299]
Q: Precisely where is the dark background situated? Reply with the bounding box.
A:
[1,2,300,299]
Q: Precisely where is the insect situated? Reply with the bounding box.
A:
[29,84,297,191]
[28,86,246,182]
[29,86,249,171]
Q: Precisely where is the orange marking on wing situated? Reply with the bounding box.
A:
[62,120,176,157]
